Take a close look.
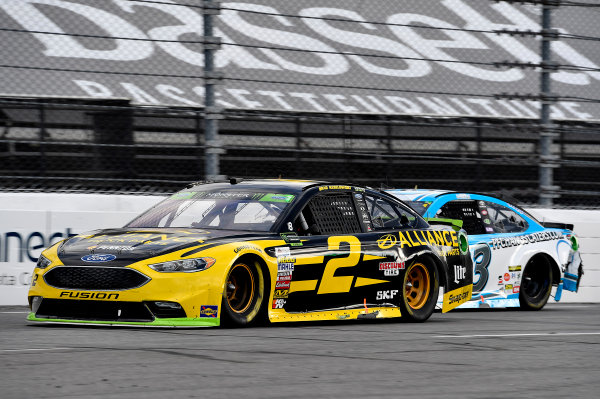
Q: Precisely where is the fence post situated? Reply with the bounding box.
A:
[38,102,47,177]
[202,0,225,181]
[539,0,560,205]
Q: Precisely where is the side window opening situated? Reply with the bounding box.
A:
[366,196,400,230]
[296,193,362,235]
[484,201,528,233]
[365,195,424,230]
[437,200,486,235]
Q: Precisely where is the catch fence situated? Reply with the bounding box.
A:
[1,0,600,206]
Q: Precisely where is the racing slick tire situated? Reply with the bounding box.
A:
[221,259,266,326]
[399,258,439,322]
[519,258,553,311]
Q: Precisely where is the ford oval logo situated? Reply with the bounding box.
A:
[81,254,116,262]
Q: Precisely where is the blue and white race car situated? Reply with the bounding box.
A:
[386,190,583,310]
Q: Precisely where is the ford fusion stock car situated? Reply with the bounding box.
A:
[28,180,473,327]
[387,190,583,310]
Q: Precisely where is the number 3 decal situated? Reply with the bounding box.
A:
[317,236,361,294]
[472,243,491,292]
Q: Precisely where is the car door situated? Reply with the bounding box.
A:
[275,188,366,313]
[436,198,528,298]
[475,200,529,297]
[359,193,432,306]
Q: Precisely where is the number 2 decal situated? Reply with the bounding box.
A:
[317,236,361,294]
[472,243,491,292]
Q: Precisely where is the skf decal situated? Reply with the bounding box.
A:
[442,285,473,313]
[60,291,119,300]
[376,290,399,300]
[199,305,218,318]
[272,299,286,309]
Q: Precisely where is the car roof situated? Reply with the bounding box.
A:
[187,179,331,194]
[386,189,455,202]
[386,189,521,204]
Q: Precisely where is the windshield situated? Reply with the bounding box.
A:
[126,190,296,231]
[405,201,432,216]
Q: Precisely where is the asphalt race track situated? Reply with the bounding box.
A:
[1,303,599,399]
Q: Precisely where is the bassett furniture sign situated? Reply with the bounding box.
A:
[0,0,599,119]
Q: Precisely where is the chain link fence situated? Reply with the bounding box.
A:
[1,0,600,206]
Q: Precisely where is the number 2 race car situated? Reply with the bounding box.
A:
[28,180,473,327]
[386,190,583,310]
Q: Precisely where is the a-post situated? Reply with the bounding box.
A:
[202,0,225,181]
[539,0,560,206]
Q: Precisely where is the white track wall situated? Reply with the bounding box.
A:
[0,193,162,305]
[0,193,598,306]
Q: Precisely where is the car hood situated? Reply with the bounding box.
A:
[55,228,273,267]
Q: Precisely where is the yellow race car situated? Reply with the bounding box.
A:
[28,179,473,327]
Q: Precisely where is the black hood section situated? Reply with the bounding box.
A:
[57,228,275,267]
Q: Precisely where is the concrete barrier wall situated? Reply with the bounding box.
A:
[526,208,600,303]
[0,193,597,305]
[0,193,162,305]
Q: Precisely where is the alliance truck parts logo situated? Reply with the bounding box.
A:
[378,230,460,250]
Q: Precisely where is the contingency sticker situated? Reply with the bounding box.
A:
[259,193,295,203]
[199,305,218,318]
[170,191,195,200]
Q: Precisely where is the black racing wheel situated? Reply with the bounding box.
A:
[519,258,553,311]
[221,260,266,326]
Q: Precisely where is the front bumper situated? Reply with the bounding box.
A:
[27,263,225,327]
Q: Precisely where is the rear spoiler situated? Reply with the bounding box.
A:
[541,221,574,231]
[425,218,463,232]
